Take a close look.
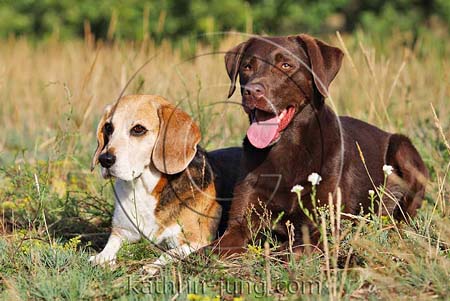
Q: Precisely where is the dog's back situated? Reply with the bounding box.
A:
[340,115,428,219]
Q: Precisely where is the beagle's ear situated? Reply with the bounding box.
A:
[91,104,113,171]
[297,34,344,98]
[224,39,252,98]
[152,104,201,175]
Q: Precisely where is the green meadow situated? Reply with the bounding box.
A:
[0,24,449,301]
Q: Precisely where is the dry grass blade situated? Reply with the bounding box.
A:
[430,103,450,155]
[336,31,358,75]
[358,41,392,128]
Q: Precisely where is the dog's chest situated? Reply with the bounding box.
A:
[112,168,179,244]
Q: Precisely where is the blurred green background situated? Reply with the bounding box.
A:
[0,0,448,43]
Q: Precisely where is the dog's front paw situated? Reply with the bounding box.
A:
[89,253,117,267]
[141,263,161,276]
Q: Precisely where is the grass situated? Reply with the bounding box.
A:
[0,29,449,300]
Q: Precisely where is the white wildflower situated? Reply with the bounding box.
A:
[368,189,375,197]
[383,164,393,176]
[307,172,322,185]
[291,184,304,194]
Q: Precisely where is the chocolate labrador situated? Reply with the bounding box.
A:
[211,34,428,256]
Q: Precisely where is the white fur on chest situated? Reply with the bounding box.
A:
[89,166,184,267]
[111,166,180,245]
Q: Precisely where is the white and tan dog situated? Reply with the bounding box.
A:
[89,94,222,274]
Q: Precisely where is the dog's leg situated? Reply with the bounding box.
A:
[385,134,428,220]
[89,227,140,266]
[142,243,201,275]
[206,223,250,257]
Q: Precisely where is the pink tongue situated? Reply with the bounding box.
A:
[247,115,279,149]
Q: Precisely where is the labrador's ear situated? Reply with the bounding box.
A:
[297,34,344,98]
[91,104,113,171]
[152,104,201,175]
[224,39,252,98]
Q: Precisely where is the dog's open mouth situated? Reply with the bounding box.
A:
[247,106,296,148]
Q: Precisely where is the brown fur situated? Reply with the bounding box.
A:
[207,34,429,257]
[152,103,201,175]
[153,149,221,245]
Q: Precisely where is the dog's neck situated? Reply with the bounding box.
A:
[140,165,162,194]
[269,104,341,184]
[116,165,162,197]
[286,104,339,144]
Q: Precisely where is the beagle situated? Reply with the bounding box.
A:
[89,95,222,274]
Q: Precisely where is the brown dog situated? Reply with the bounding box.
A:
[210,34,428,256]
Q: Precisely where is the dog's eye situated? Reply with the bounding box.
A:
[130,124,147,136]
[281,63,292,70]
[243,64,252,71]
[103,122,114,135]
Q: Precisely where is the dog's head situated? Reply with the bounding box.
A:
[91,95,201,180]
[225,34,343,149]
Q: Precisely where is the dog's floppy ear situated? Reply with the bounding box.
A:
[152,103,201,175]
[297,34,344,98]
[91,104,113,171]
[225,39,252,98]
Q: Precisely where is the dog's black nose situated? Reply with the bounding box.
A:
[244,83,265,98]
[98,152,116,168]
